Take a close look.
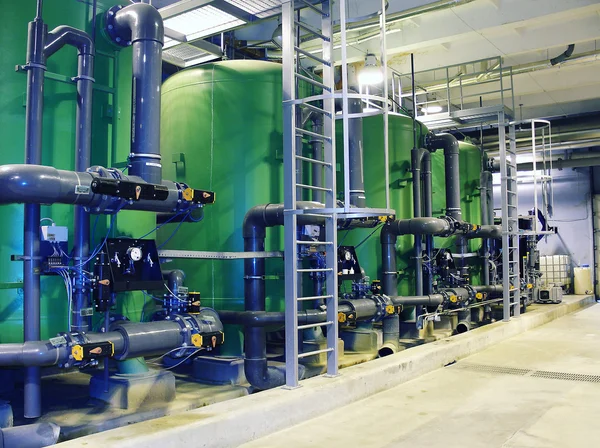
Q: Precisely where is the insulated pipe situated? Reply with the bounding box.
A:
[23,10,47,420]
[427,133,462,220]
[44,25,96,333]
[107,3,164,184]
[0,422,60,448]
[335,92,365,207]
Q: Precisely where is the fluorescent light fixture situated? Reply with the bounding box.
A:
[423,104,443,114]
[358,53,384,85]
[164,5,245,41]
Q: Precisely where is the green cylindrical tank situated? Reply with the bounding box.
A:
[431,141,483,284]
[337,114,428,296]
[159,60,290,354]
[0,0,134,342]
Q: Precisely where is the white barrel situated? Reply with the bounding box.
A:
[574,266,593,295]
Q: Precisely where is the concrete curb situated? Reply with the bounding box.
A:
[58,296,594,448]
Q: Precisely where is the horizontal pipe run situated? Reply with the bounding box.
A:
[0,164,197,214]
[389,295,445,307]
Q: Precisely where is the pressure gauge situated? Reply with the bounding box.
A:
[127,247,143,262]
[344,250,352,261]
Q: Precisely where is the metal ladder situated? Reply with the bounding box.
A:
[282,0,338,388]
[499,112,521,321]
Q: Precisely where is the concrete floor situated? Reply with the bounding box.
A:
[241,301,600,448]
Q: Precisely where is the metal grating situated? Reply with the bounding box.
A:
[163,43,211,61]
[530,371,600,383]
[224,0,282,18]
[453,363,600,384]
[454,363,531,376]
[164,5,245,41]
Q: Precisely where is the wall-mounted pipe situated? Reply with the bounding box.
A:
[550,44,575,66]
[426,133,462,221]
[105,3,164,184]
[335,92,365,208]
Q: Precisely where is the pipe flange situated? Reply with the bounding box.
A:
[104,5,130,47]
[369,294,394,323]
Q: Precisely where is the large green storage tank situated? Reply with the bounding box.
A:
[0,0,138,343]
[159,60,289,354]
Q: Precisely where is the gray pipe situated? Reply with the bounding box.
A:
[380,217,453,296]
[390,294,445,307]
[0,422,60,448]
[23,12,47,420]
[0,312,221,368]
[43,25,96,334]
[335,92,365,207]
[311,116,324,204]
[379,315,400,357]
[480,171,491,286]
[107,3,164,184]
[164,270,186,296]
[427,133,462,220]
[466,225,502,240]
[422,150,434,294]
[0,164,197,214]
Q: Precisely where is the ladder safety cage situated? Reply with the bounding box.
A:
[499,111,520,321]
[282,0,393,389]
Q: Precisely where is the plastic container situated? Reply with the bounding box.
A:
[574,265,593,295]
[540,255,572,290]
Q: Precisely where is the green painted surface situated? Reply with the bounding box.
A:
[0,0,135,342]
[431,141,483,285]
[336,114,428,296]
[158,61,290,354]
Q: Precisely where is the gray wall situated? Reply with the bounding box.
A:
[493,167,594,268]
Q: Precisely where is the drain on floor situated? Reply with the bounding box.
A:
[452,362,600,384]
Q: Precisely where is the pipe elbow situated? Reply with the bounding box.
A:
[243,204,283,239]
[110,3,164,45]
[426,133,459,155]
[244,358,286,390]
[45,25,94,57]
[380,224,396,244]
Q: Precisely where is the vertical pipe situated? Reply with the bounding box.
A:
[72,47,95,333]
[129,39,163,184]
[422,150,434,294]
[311,117,324,203]
[23,11,47,419]
[381,228,397,296]
[411,148,424,314]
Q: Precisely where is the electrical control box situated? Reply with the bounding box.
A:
[104,238,164,292]
[40,224,69,270]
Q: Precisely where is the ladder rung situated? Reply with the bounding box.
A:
[295,72,331,91]
[296,240,334,245]
[298,102,331,117]
[295,46,331,67]
[295,20,330,42]
[296,183,333,192]
[297,294,334,302]
[297,321,334,331]
[296,128,331,141]
[298,0,328,17]
[298,347,333,359]
[296,154,332,166]
[297,268,333,273]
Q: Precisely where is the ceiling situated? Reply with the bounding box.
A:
[154,0,600,121]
